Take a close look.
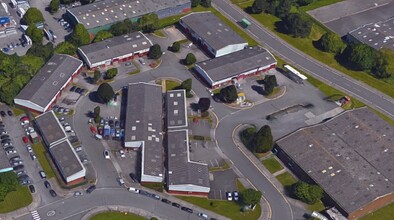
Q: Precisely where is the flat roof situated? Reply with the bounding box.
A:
[78,32,152,65]
[348,17,394,51]
[195,47,277,83]
[15,54,82,110]
[276,107,394,215]
[180,12,246,51]
[67,0,189,30]
[167,129,210,188]
[49,140,85,179]
[35,111,67,146]
[125,82,163,177]
[166,90,187,129]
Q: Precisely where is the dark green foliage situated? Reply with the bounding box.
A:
[27,43,54,62]
[93,30,113,43]
[341,43,378,71]
[80,0,95,5]
[184,53,196,65]
[171,41,181,52]
[109,19,139,36]
[282,13,312,38]
[264,75,277,95]
[49,0,60,13]
[191,0,201,7]
[296,0,314,6]
[240,127,256,148]
[23,7,44,25]
[200,0,211,8]
[97,83,115,103]
[275,0,291,19]
[26,26,43,44]
[93,106,100,123]
[69,24,91,46]
[240,189,262,205]
[54,41,77,55]
[148,44,162,59]
[316,32,344,54]
[198,98,211,112]
[220,85,238,103]
[293,181,324,204]
[178,78,192,93]
[150,218,159,220]
[252,125,273,153]
[251,0,268,14]
[105,68,118,79]
[93,70,101,84]
[0,172,19,201]
[372,55,392,79]
[138,13,159,32]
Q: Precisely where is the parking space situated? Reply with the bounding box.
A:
[208,169,238,200]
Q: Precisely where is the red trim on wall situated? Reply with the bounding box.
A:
[66,177,85,186]
[167,189,209,197]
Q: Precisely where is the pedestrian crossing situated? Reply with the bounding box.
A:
[31,210,41,220]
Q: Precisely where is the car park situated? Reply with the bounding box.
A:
[39,171,46,179]
[30,153,37,160]
[7,149,17,155]
[70,86,76,92]
[233,191,239,201]
[161,198,171,204]
[4,146,15,152]
[16,171,26,176]
[151,194,160,200]
[12,160,23,166]
[10,156,21,162]
[1,134,9,139]
[86,185,96,194]
[181,207,193,213]
[172,202,181,208]
[119,150,125,158]
[29,185,35,193]
[26,146,33,153]
[103,150,110,159]
[22,136,29,144]
[197,213,208,219]
[44,180,51,189]
[1,138,11,143]
[128,187,140,194]
[49,189,57,197]
[13,164,24,171]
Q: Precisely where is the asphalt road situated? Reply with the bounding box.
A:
[212,0,394,120]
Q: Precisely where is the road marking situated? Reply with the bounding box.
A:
[31,210,41,220]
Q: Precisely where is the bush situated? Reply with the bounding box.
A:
[316,32,345,54]
[282,13,312,38]
[341,43,378,71]
[171,41,181,52]
[23,8,44,25]
[200,0,211,8]
[105,68,118,79]
[49,0,60,14]
[97,83,114,103]
[293,181,324,204]
[93,70,101,84]
[220,85,238,103]
[198,97,211,112]
[148,44,162,59]
[240,127,256,148]
[184,53,196,65]
[54,41,77,55]
[252,125,273,153]
[26,26,43,44]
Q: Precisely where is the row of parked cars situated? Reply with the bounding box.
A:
[58,18,72,33]
[52,105,71,115]
[70,86,87,95]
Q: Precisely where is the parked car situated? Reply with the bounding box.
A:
[0,111,6,117]
[151,194,160,200]
[75,88,81,93]
[39,171,46,179]
[233,191,239,201]
[44,180,51,189]
[161,198,171,204]
[10,156,21,162]
[117,178,125,185]
[70,86,76,92]
[22,136,29,144]
[226,192,232,201]
[7,111,13,116]
[197,213,208,219]
[172,202,181,208]
[181,207,193,213]
[86,185,96,194]
[26,146,33,153]
[1,134,9,139]
[103,150,110,159]
[49,189,57,197]
[129,173,138,183]
[128,187,140,194]
[13,164,24,171]
[119,150,125,158]
[4,146,15,152]
[12,160,23,166]
[74,191,83,197]
[7,149,17,155]
[29,185,35,193]
[16,171,26,176]
[30,153,37,160]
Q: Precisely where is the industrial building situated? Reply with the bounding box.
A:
[166,129,210,195]
[194,47,277,88]
[275,107,394,220]
[66,0,191,33]
[35,111,68,147]
[14,54,83,113]
[180,12,248,57]
[166,90,188,130]
[78,32,152,69]
[124,82,163,183]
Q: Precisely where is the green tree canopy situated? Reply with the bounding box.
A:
[26,25,43,44]
[171,41,181,52]
[27,42,54,62]
[23,7,44,25]
[109,19,138,36]
[264,75,277,95]
[93,30,113,43]
[220,85,238,103]
[97,83,115,103]
[93,106,101,123]
[341,43,378,71]
[178,78,192,93]
[93,70,101,84]
[296,0,314,6]
[282,13,312,38]
[317,32,345,54]
[49,0,60,14]
[275,0,291,19]
[251,0,268,14]
[293,181,324,204]
[191,0,201,7]
[184,53,196,65]
[54,41,77,55]
[105,68,118,79]
[138,13,159,32]
[148,44,162,59]
[252,125,273,153]
[372,48,394,79]
[200,0,211,8]
[240,189,262,205]
[69,24,91,46]
[198,97,211,112]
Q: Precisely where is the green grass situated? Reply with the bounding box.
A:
[12,107,25,116]
[90,211,147,220]
[307,200,326,212]
[360,202,394,220]
[165,80,181,91]
[0,185,32,213]
[153,29,166,37]
[128,69,140,75]
[276,172,297,187]
[236,179,246,191]
[262,157,284,174]
[32,142,55,178]
[300,0,344,11]
[177,196,261,220]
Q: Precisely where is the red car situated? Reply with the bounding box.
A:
[22,136,29,144]
[98,127,103,135]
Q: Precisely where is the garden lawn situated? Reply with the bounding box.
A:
[177,196,261,220]
[360,202,394,220]
[262,157,284,174]
[90,211,147,220]
[0,186,32,213]
[165,80,180,91]
[32,142,55,178]
[276,172,297,187]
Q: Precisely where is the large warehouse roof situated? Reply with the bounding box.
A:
[180,12,246,51]
[125,82,163,179]
[35,111,67,146]
[167,130,210,190]
[78,32,152,66]
[166,90,187,129]
[67,0,189,30]
[15,54,82,111]
[195,46,277,83]
[276,107,394,215]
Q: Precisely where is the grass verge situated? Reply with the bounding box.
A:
[276,172,297,188]
[209,160,230,172]
[0,185,32,213]
[165,80,181,91]
[177,196,261,220]
[261,157,284,174]
[32,142,55,178]
[153,29,166,38]
[307,200,326,212]
[141,182,164,192]
[12,107,25,116]
[360,202,394,220]
[236,179,246,191]
[90,211,147,220]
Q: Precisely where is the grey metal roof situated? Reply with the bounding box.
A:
[348,17,394,51]
[180,12,246,51]
[49,140,84,179]
[125,82,163,177]
[67,0,190,30]
[195,47,277,83]
[166,90,187,129]
[35,111,67,146]
[78,32,152,66]
[15,54,82,111]
[276,107,394,215]
[167,129,210,188]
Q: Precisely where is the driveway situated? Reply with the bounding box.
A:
[209,169,238,200]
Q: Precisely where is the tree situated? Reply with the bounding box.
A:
[109,19,138,36]
[241,189,262,205]
[105,68,118,79]
[264,75,277,95]
[148,44,162,59]
[293,181,324,204]
[69,24,91,46]
[282,13,312,38]
[341,43,378,71]
[93,106,101,123]
[198,98,211,112]
[297,0,314,6]
[251,0,268,14]
[26,26,43,44]
[138,13,159,32]
[27,43,54,61]
[93,70,101,84]
[240,127,256,147]
[178,78,192,94]
[200,0,211,8]
[184,53,196,65]
[317,32,344,54]
[275,0,291,19]
[252,125,273,153]
[171,41,181,52]
[191,0,201,7]
[220,85,238,103]
[93,30,113,43]
[372,55,392,79]
[23,7,44,25]
[80,0,95,5]
[49,0,60,14]
[97,83,115,103]
[54,41,77,55]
